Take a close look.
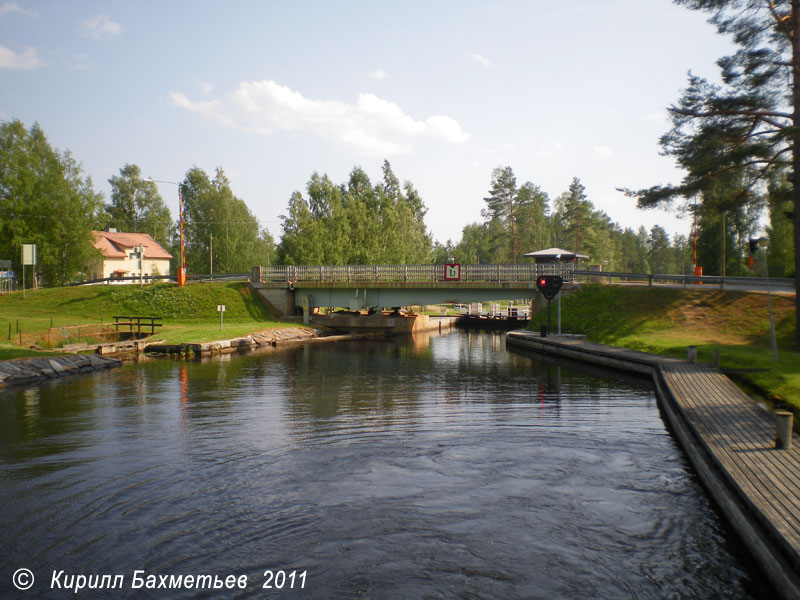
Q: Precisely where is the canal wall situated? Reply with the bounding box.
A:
[251,282,296,317]
[0,354,122,387]
[506,330,800,600]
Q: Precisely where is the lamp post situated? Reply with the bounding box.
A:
[146,178,186,286]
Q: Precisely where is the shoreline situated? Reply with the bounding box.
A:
[0,321,457,387]
[506,329,800,600]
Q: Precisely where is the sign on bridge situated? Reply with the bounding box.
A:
[444,263,461,281]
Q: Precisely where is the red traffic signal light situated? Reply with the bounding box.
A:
[536,275,563,301]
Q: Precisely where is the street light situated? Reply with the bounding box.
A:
[145,178,186,286]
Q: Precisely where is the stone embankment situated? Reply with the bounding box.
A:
[144,327,326,357]
[0,354,122,387]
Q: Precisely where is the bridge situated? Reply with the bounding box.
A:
[251,263,574,315]
[250,263,795,317]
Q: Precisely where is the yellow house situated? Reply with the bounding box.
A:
[91,230,172,282]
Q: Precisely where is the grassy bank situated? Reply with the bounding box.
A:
[528,285,799,410]
[0,281,296,358]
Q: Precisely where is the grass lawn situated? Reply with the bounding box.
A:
[156,320,299,345]
[0,280,301,359]
[528,285,800,411]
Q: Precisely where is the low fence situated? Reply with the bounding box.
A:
[11,317,163,349]
[14,323,125,349]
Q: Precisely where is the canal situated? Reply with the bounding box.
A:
[0,330,772,598]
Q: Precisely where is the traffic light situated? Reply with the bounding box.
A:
[536,275,563,301]
[749,238,760,255]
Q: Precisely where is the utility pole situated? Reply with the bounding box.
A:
[763,244,778,363]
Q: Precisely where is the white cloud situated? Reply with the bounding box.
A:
[170,79,470,156]
[594,145,613,158]
[470,53,492,68]
[194,78,214,94]
[0,2,36,18]
[0,43,42,69]
[70,53,92,70]
[83,15,122,40]
[536,142,564,158]
[369,68,388,80]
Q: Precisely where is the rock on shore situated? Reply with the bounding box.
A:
[0,354,122,387]
[144,326,323,356]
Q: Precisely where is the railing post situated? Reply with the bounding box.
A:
[687,346,697,363]
[648,274,653,287]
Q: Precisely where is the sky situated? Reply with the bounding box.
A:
[0,1,738,248]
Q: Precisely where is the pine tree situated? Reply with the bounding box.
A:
[622,0,800,346]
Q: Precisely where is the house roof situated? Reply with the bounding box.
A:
[523,247,589,260]
[92,231,173,260]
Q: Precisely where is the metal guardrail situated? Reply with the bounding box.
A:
[69,273,251,286]
[259,263,574,284]
[573,269,796,290]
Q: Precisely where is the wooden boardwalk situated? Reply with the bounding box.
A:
[506,331,800,599]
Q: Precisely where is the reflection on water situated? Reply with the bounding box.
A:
[0,330,772,598]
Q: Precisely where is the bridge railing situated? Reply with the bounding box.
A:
[573,269,796,290]
[259,263,574,284]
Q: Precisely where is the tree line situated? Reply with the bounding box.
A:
[0,119,273,285]
[1,117,792,288]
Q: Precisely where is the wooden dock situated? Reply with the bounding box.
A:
[506,331,800,599]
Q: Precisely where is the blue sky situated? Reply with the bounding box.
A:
[0,1,736,247]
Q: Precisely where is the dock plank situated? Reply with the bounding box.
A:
[661,364,800,548]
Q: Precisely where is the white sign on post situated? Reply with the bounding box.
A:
[217,305,226,330]
[22,244,37,266]
[21,244,37,296]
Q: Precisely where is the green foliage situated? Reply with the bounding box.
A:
[648,225,674,274]
[457,169,693,272]
[106,282,273,320]
[620,0,800,345]
[481,166,551,263]
[766,175,795,278]
[0,119,107,285]
[556,177,594,256]
[108,164,174,252]
[277,161,433,264]
[180,167,275,274]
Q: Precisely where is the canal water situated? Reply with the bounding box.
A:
[0,330,772,599]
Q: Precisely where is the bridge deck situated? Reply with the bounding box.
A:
[505,331,800,597]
